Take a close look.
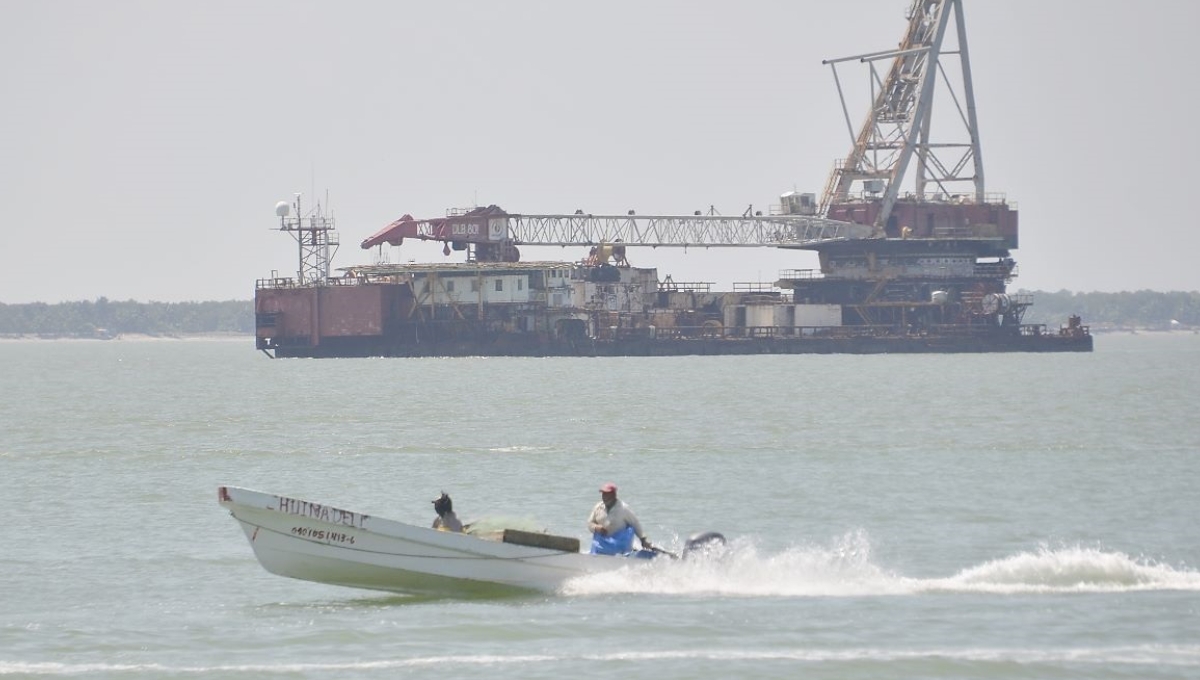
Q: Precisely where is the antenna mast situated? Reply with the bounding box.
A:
[275,194,340,285]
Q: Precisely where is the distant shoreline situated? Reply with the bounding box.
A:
[0,332,249,342]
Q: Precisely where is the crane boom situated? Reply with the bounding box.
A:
[361,208,873,251]
[361,0,992,259]
[819,0,984,228]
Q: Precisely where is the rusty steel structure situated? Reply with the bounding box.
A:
[254,0,1091,358]
[820,0,984,226]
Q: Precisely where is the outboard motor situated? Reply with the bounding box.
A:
[682,531,726,559]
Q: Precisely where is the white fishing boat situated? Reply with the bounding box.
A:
[218,485,706,596]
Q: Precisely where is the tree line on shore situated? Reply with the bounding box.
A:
[1017,289,1200,330]
[0,290,1197,338]
[0,298,252,338]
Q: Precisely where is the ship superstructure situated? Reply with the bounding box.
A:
[254,0,1091,358]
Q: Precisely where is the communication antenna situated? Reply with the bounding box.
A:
[274,193,340,285]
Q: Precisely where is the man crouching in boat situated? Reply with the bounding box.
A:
[588,482,653,555]
[431,492,464,532]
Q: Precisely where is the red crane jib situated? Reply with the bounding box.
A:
[360,205,510,249]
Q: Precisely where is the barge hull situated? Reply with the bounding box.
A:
[267,334,1093,359]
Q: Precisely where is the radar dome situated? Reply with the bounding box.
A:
[275,201,290,217]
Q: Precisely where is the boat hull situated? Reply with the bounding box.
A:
[218,486,632,596]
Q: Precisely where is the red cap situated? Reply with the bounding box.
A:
[599,483,617,493]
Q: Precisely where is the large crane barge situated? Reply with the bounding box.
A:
[254,0,1092,358]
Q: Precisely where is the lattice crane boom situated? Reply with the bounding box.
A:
[819,0,985,228]
[361,209,874,253]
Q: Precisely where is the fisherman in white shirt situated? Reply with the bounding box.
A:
[587,482,653,553]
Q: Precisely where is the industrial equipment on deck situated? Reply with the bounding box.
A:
[254,0,1091,358]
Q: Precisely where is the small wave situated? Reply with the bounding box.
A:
[931,544,1200,594]
[561,532,1200,597]
[486,445,551,453]
[4,645,1198,674]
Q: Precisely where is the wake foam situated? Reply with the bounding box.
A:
[560,531,1200,597]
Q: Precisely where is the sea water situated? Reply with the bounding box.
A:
[1,333,1198,679]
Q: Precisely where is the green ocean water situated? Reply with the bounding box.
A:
[1,333,1198,679]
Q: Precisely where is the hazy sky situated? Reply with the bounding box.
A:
[3,1,1198,303]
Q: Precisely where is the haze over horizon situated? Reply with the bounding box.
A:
[3,1,1198,304]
